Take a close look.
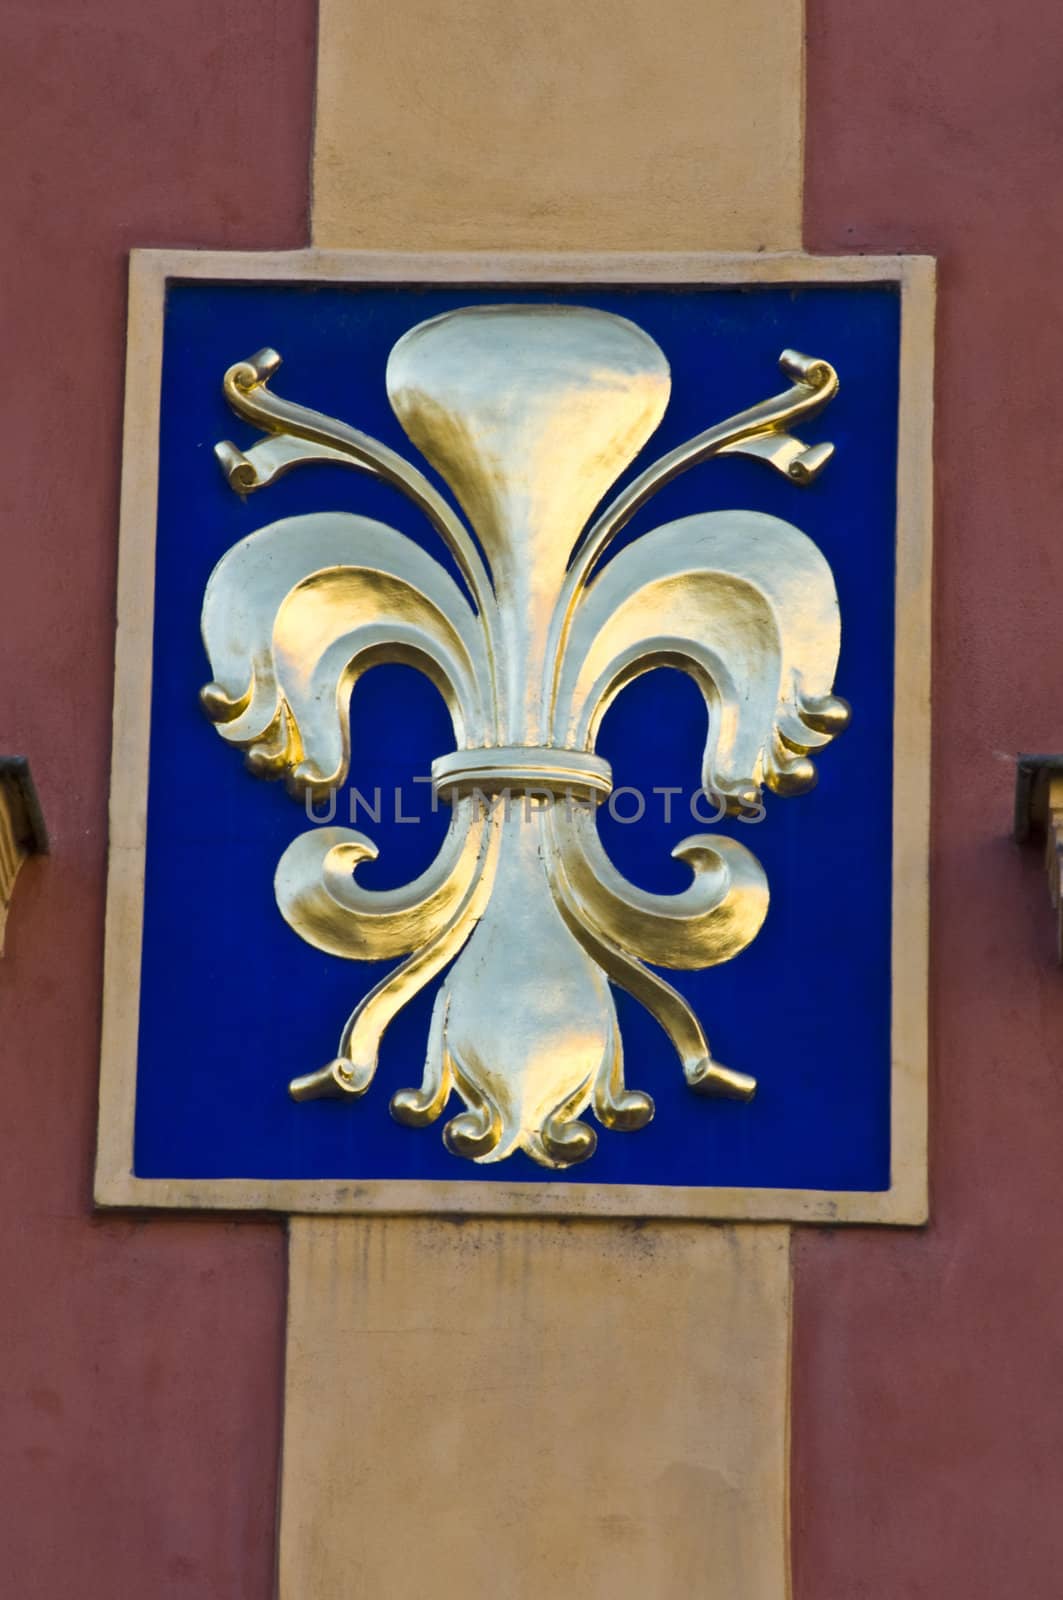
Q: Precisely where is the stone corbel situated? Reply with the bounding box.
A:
[1015,754,1063,961]
[0,757,48,954]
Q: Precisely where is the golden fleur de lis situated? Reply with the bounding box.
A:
[200,305,848,1168]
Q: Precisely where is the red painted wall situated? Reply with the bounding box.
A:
[0,3,314,1594]
[795,3,1063,1595]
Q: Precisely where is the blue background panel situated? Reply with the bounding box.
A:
[133,280,899,1190]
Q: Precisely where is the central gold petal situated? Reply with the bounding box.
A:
[386,305,671,741]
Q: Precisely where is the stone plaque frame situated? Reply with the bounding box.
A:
[96,249,933,1223]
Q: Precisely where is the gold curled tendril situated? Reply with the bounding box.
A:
[545,349,838,724]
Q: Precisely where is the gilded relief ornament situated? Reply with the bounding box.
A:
[200,305,848,1168]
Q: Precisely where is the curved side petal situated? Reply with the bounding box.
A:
[200,512,489,783]
[553,807,768,970]
[547,818,758,1099]
[285,802,503,1103]
[270,567,484,791]
[556,510,849,800]
[274,798,488,962]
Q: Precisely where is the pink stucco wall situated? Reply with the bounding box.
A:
[795,3,1063,1594]
[0,3,315,1592]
